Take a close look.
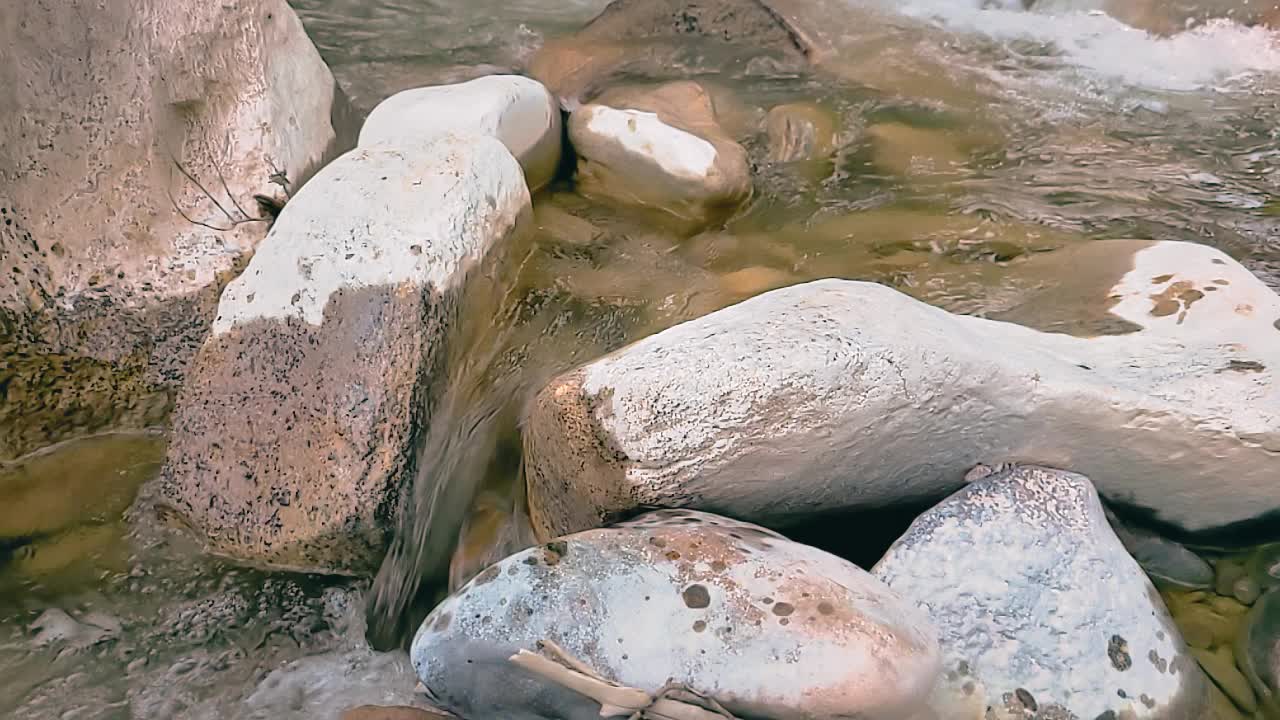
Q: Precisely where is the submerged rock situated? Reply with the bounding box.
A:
[568,81,752,229]
[158,136,530,574]
[764,102,840,164]
[523,241,1280,542]
[527,0,810,106]
[1236,588,1280,715]
[0,0,356,459]
[873,464,1208,720]
[1107,509,1214,590]
[411,510,940,720]
[359,75,562,193]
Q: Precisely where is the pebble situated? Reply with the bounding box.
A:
[1233,576,1262,606]
[1216,559,1247,597]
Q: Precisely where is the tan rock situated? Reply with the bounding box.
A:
[867,123,970,179]
[765,102,840,163]
[718,266,795,298]
[569,81,753,229]
[341,706,450,720]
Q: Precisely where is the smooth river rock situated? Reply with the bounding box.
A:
[358,75,562,192]
[157,135,530,574]
[524,240,1280,541]
[873,464,1209,720]
[568,81,752,229]
[411,510,940,720]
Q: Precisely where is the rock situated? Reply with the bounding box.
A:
[1236,588,1280,710]
[0,0,358,459]
[157,135,530,574]
[358,76,562,192]
[764,102,839,163]
[1164,594,1238,649]
[1107,509,1214,590]
[872,465,1209,720]
[1193,646,1258,713]
[411,510,940,720]
[717,266,796,299]
[341,708,449,720]
[1234,576,1262,606]
[1217,559,1249,598]
[527,0,810,106]
[523,241,1280,541]
[866,123,970,179]
[1244,542,1280,592]
[568,81,752,229]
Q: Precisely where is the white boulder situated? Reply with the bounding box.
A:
[157,134,531,574]
[411,510,940,720]
[873,464,1209,720]
[524,240,1280,541]
[359,75,562,192]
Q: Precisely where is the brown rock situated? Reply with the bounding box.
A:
[568,81,753,229]
[527,0,810,105]
[341,706,450,720]
[765,102,840,163]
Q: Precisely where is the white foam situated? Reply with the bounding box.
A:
[880,0,1280,91]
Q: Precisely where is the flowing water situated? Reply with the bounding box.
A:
[3,0,1280,717]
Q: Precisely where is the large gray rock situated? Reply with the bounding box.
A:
[410,510,940,720]
[524,240,1280,542]
[0,0,357,459]
[157,135,531,574]
[873,464,1209,720]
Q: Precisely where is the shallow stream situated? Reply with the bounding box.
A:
[3,0,1279,717]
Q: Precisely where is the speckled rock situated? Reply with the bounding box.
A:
[872,465,1209,720]
[0,0,358,460]
[568,81,752,229]
[157,136,530,575]
[359,75,562,192]
[524,241,1280,542]
[411,510,940,720]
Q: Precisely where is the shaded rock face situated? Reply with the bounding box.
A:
[158,137,531,575]
[0,0,358,460]
[568,81,752,229]
[410,510,940,720]
[523,241,1280,543]
[358,75,562,193]
[527,0,810,106]
[873,465,1209,720]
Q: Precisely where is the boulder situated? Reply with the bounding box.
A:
[0,0,357,459]
[527,0,810,106]
[410,510,940,720]
[568,81,752,229]
[157,135,531,575]
[871,464,1209,720]
[358,75,562,193]
[523,240,1280,541]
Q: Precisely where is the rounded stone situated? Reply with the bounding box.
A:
[411,510,940,720]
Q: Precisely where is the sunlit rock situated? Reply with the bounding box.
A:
[872,464,1209,720]
[158,135,530,574]
[411,510,940,720]
[524,241,1280,541]
[359,75,562,192]
[0,0,357,459]
[568,81,752,229]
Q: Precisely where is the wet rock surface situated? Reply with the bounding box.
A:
[873,464,1209,720]
[157,136,530,574]
[411,510,940,720]
[523,242,1280,542]
[568,81,753,230]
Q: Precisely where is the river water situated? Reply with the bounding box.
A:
[2,1,1279,718]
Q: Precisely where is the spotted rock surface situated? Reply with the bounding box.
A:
[410,510,940,720]
[873,465,1210,720]
[157,136,530,574]
[524,241,1280,542]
